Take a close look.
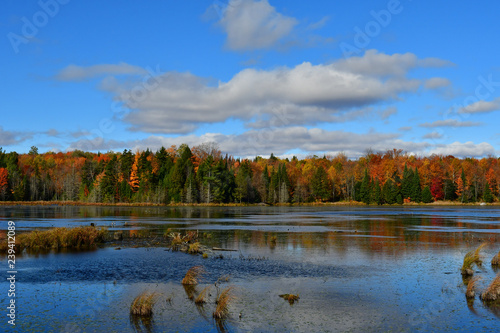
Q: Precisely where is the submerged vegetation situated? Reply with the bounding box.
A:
[195,285,211,305]
[492,250,500,266]
[0,226,107,253]
[466,277,481,299]
[182,266,206,285]
[461,243,487,276]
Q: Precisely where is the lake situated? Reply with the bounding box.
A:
[1,205,500,332]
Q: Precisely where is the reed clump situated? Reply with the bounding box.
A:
[213,286,235,319]
[182,266,206,285]
[491,250,500,266]
[279,293,300,304]
[480,273,500,301]
[461,243,487,276]
[188,242,201,254]
[466,276,481,299]
[130,291,159,317]
[195,285,211,305]
[0,226,107,253]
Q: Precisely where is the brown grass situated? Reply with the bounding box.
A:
[195,285,211,305]
[480,273,500,301]
[0,226,107,254]
[213,286,235,319]
[279,293,300,304]
[461,243,487,276]
[466,276,481,299]
[188,242,201,254]
[182,266,206,285]
[492,250,500,266]
[130,291,159,316]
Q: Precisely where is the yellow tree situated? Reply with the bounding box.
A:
[129,153,140,192]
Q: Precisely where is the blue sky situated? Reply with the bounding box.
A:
[2,0,500,158]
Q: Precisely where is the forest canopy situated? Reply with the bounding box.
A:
[0,145,498,205]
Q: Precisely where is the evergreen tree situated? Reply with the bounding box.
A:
[261,165,270,203]
[401,163,413,200]
[360,169,371,204]
[484,182,493,203]
[382,179,397,204]
[310,166,330,202]
[443,178,457,201]
[422,185,433,203]
[101,156,118,202]
[410,168,422,202]
[371,179,382,205]
[396,193,403,205]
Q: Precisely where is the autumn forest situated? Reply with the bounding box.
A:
[0,144,498,205]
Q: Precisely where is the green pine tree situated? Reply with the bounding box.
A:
[422,185,433,203]
[360,169,371,204]
[410,168,422,202]
[484,182,493,203]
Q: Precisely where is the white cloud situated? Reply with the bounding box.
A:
[424,77,451,89]
[458,98,500,114]
[422,131,443,139]
[420,119,481,128]
[334,50,453,77]
[218,0,298,50]
[429,141,495,157]
[102,51,445,134]
[55,62,147,81]
[68,127,431,159]
[0,127,31,146]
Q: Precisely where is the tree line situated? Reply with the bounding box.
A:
[0,144,497,204]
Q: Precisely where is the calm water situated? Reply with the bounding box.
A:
[1,205,500,332]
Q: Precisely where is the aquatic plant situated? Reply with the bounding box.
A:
[188,242,201,254]
[202,253,209,259]
[0,226,107,254]
[169,232,183,248]
[130,291,159,316]
[213,286,235,319]
[480,273,500,301]
[279,293,300,305]
[195,285,211,305]
[461,243,487,276]
[466,276,481,299]
[182,265,206,285]
[492,250,500,266]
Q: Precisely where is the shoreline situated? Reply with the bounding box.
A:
[0,200,498,207]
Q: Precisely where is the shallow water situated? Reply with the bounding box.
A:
[1,205,500,332]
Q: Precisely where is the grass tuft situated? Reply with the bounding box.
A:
[130,291,159,317]
[466,276,481,299]
[182,265,206,285]
[279,293,300,305]
[492,250,500,266]
[0,226,107,254]
[195,285,210,305]
[480,273,500,301]
[188,242,201,254]
[461,243,487,276]
[213,286,235,319]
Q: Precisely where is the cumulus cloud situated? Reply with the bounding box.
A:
[458,98,500,114]
[429,141,495,157]
[68,127,432,158]
[420,119,481,128]
[218,0,298,50]
[99,50,446,134]
[55,62,147,81]
[334,50,453,77]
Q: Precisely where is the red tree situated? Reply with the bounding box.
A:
[430,177,444,200]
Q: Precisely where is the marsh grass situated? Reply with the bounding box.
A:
[461,243,487,276]
[182,266,206,285]
[188,242,201,254]
[492,250,500,266]
[195,285,211,305]
[466,276,481,299]
[130,291,159,316]
[213,286,235,319]
[0,226,107,254]
[279,293,300,305]
[480,273,500,301]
